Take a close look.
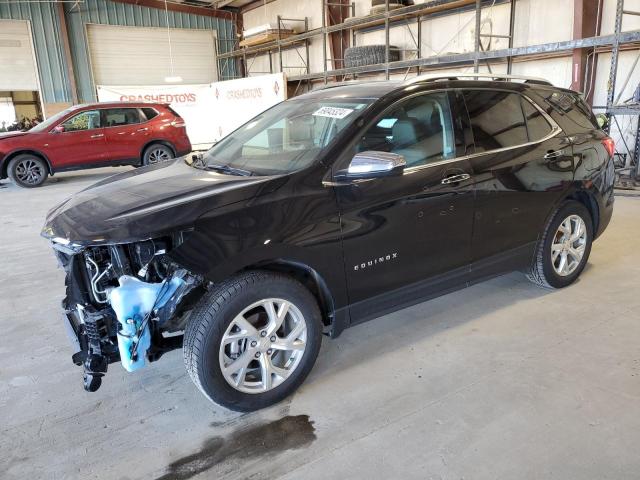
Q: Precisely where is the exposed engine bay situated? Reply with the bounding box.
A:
[51,234,204,392]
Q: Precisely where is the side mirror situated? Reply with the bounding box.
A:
[596,113,608,129]
[52,125,65,133]
[343,151,406,179]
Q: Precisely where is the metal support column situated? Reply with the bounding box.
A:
[474,0,482,73]
[305,18,311,75]
[277,15,284,74]
[351,2,356,48]
[322,0,328,84]
[634,121,640,178]
[385,0,390,80]
[606,0,625,132]
[242,50,247,77]
[416,15,422,76]
[507,0,516,74]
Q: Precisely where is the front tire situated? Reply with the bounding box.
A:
[183,271,323,411]
[527,200,593,289]
[7,154,48,188]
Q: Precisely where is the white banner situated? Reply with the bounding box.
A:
[96,73,287,149]
[210,73,287,142]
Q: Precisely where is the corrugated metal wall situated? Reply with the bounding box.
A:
[0,3,71,104]
[65,0,237,102]
[0,0,236,105]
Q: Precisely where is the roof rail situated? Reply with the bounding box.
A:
[403,73,553,87]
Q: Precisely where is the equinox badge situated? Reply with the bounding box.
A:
[354,252,398,271]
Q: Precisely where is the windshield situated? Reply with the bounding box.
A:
[201,98,373,176]
[29,105,81,133]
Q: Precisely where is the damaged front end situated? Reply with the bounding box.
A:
[49,234,203,392]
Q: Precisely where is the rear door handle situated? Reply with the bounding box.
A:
[90,133,104,139]
[544,150,564,159]
[441,173,471,185]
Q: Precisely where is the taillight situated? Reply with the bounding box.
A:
[602,137,615,158]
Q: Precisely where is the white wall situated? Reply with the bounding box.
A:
[601,0,640,35]
[241,0,640,158]
[241,0,639,106]
[591,0,640,160]
[593,50,640,162]
[242,0,576,79]
[242,0,327,76]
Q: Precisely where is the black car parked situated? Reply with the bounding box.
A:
[43,75,615,411]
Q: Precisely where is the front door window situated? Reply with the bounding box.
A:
[61,110,102,132]
[356,92,456,167]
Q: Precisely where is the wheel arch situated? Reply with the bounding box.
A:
[564,189,599,234]
[243,260,336,330]
[2,149,53,178]
[140,139,176,164]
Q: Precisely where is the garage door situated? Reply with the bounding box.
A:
[87,24,218,85]
[0,20,39,91]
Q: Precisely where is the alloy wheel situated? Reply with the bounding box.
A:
[219,298,308,394]
[551,214,587,276]
[148,147,171,164]
[15,158,45,185]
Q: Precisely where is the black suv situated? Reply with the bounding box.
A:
[43,75,615,411]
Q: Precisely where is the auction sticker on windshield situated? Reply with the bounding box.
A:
[313,106,354,119]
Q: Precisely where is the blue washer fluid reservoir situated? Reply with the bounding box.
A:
[108,275,184,372]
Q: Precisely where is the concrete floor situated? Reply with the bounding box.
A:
[1,168,639,480]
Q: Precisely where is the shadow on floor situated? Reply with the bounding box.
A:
[311,272,553,380]
[46,168,133,186]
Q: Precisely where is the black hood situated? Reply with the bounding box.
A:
[42,159,278,245]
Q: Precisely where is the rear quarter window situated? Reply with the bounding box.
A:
[535,89,599,132]
[141,108,158,120]
[165,106,182,118]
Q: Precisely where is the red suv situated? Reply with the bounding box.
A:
[0,102,192,187]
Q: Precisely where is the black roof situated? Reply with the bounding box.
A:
[295,77,566,102]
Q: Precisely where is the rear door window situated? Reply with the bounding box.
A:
[463,90,528,151]
[104,108,141,127]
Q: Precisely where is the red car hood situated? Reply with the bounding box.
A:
[0,131,28,140]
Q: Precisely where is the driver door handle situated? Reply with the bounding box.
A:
[441,173,471,185]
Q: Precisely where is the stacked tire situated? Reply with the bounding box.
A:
[370,0,414,13]
[344,45,401,68]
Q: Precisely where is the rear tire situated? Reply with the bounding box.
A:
[7,154,48,188]
[142,143,174,166]
[527,200,593,289]
[183,271,323,412]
